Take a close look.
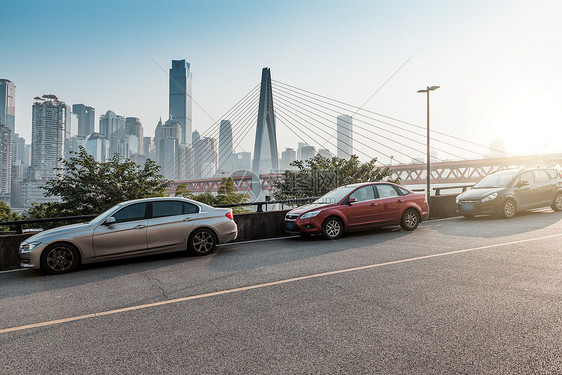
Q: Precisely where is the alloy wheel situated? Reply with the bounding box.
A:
[190,230,216,255]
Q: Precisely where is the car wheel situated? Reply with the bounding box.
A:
[552,193,562,211]
[321,217,343,240]
[40,243,80,274]
[500,199,517,219]
[400,209,420,231]
[463,214,475,219]
[188,228,217,256]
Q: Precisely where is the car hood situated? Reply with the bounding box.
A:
[287,203,330,215]
[21,222,94,244]
[458,187,505,200]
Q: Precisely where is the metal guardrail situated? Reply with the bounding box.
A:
[215,197,319,212]
[0,215,97,234]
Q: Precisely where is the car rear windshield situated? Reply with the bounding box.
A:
[314,186,355,204]
[473,170,519,188]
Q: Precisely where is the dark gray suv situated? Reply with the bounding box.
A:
[456,167,562,219]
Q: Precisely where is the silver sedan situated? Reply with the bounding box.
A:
[19,197,238,274]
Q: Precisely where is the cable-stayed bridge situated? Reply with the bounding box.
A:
[162,68,561,197]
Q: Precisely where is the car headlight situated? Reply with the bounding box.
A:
[482,193,498,203]
[456,196,461,204]
[20,241,42,253]
[300,210,321,219]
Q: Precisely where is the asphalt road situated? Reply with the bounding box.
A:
[1,210,561,374]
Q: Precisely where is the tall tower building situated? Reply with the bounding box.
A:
[99,110,125,157]
[0,79,16,132]
[72,104,95,137]
[218,120,234,172]
[125,117,144,156]
[337,114,353,159]
[157,119,182,179]
[31,95,68,179]
[0,125,12,195]
[169,60,192,145]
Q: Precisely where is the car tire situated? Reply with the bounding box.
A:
[552,193,562,211]
[463,214,476,219]
[500,199,517,219]
[321,217,343,240]
[400,209,420,231]
[40,243,80,275]
[188,228,217,256]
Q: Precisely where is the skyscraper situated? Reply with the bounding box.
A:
[169,60,192,145]
[31,95,68,179]
[0,79,16,132]
[337,115,353,159]
[72,104,95,137]
[99,110,125,157]
[157,119,182,179]
[0,125,12,195]
[125,117,144,156]
[218,120,234,172]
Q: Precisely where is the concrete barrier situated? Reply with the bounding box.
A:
[0,197,461,271]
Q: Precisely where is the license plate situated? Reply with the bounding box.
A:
[462,203,474,211]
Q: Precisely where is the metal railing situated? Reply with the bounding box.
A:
[215,197,319,212]
[0,215,97,234]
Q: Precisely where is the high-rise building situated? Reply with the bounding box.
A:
[0,125,12,195]
[72,104,96,137]
[169,60,192,145]
[280,148,296,171]
[218,120,234,173]
[125,117,144,155]
[297,142,315,161]
[337,114,353,159]
[157,119,182,179]
[85,133,110,163]
[99,110,125,157]
[199,137,217,178]
[31,95,68,179]
[318,148,333,158]
[0,79,16,132]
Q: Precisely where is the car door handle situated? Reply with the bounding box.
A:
[134,225,145,229]
[183,218,195,222]
[370,203,379,207]
[397,199,405,203]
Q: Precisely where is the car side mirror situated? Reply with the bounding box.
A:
[348,197,357,205]
[104,217,116,225]
[517,180,529,188]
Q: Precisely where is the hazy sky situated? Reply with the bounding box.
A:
[2,0,561,164]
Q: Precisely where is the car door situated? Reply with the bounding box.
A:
[92,202,148,257]
[532,170,557,207]
[345,185,380,228]
[374,184,404,224]
[146,201,199,250]
[513,171,535,209]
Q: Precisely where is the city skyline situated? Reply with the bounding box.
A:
[2,0,562,162]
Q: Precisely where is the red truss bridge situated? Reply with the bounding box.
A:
[169,153,562,195]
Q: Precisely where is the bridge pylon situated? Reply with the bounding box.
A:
[252,68,279,177]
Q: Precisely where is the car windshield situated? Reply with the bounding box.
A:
[473,171,518,188]
[314,186,355,204]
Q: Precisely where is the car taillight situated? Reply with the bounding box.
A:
[225,212,233,220]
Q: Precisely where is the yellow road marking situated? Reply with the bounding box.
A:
[2,232,561,335]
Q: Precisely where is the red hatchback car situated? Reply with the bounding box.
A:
[284,182,429,240]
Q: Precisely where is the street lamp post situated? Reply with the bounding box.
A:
[417,85,439,200]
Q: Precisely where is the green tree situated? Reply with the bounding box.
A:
[0,201,21,231]
[175,177,252,213]
[35,147,170,217]
[273,154,397,200]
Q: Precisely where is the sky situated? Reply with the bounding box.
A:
[2,0,562,165]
